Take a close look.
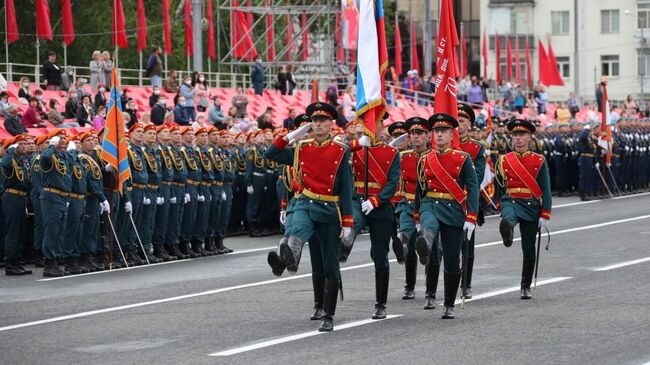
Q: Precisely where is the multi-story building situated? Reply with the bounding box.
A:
[480,0,646,102]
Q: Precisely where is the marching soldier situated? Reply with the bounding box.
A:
[457,104,486,299]
[413,113,479,319]
[496,119,552,300]
[265,102,354,332]
[343,123,400,320]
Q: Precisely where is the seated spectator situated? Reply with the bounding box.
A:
[93,106,106,130]
[95,84,107,109]
[257,112,274,130]
[163,111,175,125]
[0,91,10,117]
[76,95,96,127]
[17,76,31,103]
[173,96,190,126]
[163,69,179,93]
[124,98,139,128]
[33,89,48,119]
[64,90,80,118]
[141,112,151,125]
[208,97,225,126]
[22,97,48,128]
[192,113,209,129]
[3,104,28,136]
[47,99,65,126]
[149,86,161,108]
[151,95,168,126]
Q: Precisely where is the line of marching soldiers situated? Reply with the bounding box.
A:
[262,102,552,332]
[0,123,322,277]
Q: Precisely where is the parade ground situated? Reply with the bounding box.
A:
[1,193,650,365]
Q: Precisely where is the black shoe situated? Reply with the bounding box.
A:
[5,263,32,276]
[169,245,188,260]
[64,257,83,275]
[280,236,303,274]
[141,249,162,264]
[128,248,146,266]
[267,251,285,277]
[402,257,418,299]
[82,254,102,272]
[77,257,93,273]
[499,219,514,247]
[424,263,440,309]
[461,256,474,299]
[192,241,210,257]
[182,242,200,258]
[520,257,535,299]
[43,259,65,277]
[402,288,415,300]
[520,287,532,300]
[424,294,436,310]
[392,233,405,264]
[318,317,333,332]
[218,237,233,253]
[441,306,455,319]
[153,245,173,262]
[311,305,324,321]
[372,304,387,320]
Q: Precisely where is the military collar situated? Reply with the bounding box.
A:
[515,150,531,157]
[312,137,332,147]
[436,147,453,155]
[460,135,470,143]
[416,147,431,157]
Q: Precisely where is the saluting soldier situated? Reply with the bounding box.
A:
[413,113,479,319]
[29,135,50,268]
[457,104,486,299]
[265,102,354,332]
[496,119,552,300]
[344,122,400,320]
[62,133,89,274]
[2,135,32,276]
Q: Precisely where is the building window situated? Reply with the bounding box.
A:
[601,9,620,33]
[556,56,570,78]
[639,3,650,29]
[552,11,570,35]
[601,55,620,77]
[638,50,650,76]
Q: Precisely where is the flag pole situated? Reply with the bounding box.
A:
[4,0,8,69]
[139,51,142,87]
[35,39,40,85]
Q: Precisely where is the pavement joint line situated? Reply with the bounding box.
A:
[592,256,650,271]
[5,214,647,332]
[476,214,650,249]
[210,277,572,357]
[208,315,403,357]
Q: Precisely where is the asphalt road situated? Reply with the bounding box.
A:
[1,193,650,365]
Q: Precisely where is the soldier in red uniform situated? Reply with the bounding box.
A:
[265,102,354,332]
[457,104,486,299]
[387,121,409,265]
[342,123,401,320]
[414,113,480,319]
[496,119,552,300]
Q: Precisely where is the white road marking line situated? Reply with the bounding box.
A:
[210,276,572,357]
[593,257,650,271]
[6,215,647,332]
[208,315,403,357]
[476,215,650,249]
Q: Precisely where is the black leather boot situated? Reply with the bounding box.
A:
[311,274,325,320]
[521,257,536,300]
[338,232,357,263]
[461,256,474,299]
[280,236,303,274]
[402,257,417,300]
[415,228,435,266]
[442,271,462,319]
[217,236,233,253]
[424,263,440,310]
[268,237,287,277]
[318,280,339,332]
[153,244,172,261]
[183,241,200,258]
[4,260,32,276]
[169,245,188,259]
[372,271,389,319]
[42,259,65,277]
[193,240,211,256]
[64,257,83,275]
[392,233,405,264]
[499,219,514,247]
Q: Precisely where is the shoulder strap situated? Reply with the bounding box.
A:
[425,152,466,205]
[503,153,543,199]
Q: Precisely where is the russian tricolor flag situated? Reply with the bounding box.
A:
[355,0,388,142]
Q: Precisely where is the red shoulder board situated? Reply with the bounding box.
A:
[459,139,482,161]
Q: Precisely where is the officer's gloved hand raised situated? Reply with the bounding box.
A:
[66,141,76,152]
[246,185,254,195]
[389,133,409,148]
[124,201,133,213]
[49,136,61,146]
[463,221,475,239]
[285,122,312,142]
[358,135,372,147]
[184,193,191,204]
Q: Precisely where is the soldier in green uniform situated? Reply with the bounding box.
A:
[2,134,32,276]
[193,127,215,256]
[62,134,89,274]
[215,130,235,253]
[152,125,177,261]
[139,124,163,263]
[207,128,226,254]
[180,127,202,258]
[166,125,190,259]
[246,131,269,237]
[29,135,50,268]
[265,102,354,332]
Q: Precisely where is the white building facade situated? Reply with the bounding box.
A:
[480,0,648,102]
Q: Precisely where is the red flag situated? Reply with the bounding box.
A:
[505,34,512,81]
[546,40,565,86]
[112,0,128,48]
[136,0,147,52]
[461,31,468,76]
[311,80,319,103]
[162,0,172,54]
[61,0,75,46]
[336,12,344,63]
[207,0,216,60]
[265,0,275,61]
[600,81,608,133]
[525,37,532,89]
[36,0,53,41]
[515,35,521,85]
[246,0,253,30]
[481,31,488,79]
[231,0,258,61]
[184,0,194,57]
[286,14,294,61]
[433,0,460,148]
[300,12,309,61]
[409,20,419,74]
[485,106,493,137]
[5,0,18,44]
[394,16,402,76]
[495,32,501,83]
[599,80,612,164]
[538,39,550,86]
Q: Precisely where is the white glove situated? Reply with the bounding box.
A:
[99,202,106,214]
[124,201,133,213]
[286,122,312,141]
[184,193,191,204]
[8,143,17,150]
[143,197,151,205]
[221,191,227,201]
[341,227,352,239]
[360,199,375,215]
[538,217,548,228]
[197,194,205,202]
[389,133,409,147]
[101,200,110,215]
[415,223,421,232]
[463,221,476,239]
[156,197,164,205]
[104,164,115,173]
[594,162,600,169]
[358,135,372,147]
[169,196,177,204]
[263,186,268,191]
[66,141,76,152]
[49,136,61,146]
[247,185,254,194]
[280,210,287,225]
